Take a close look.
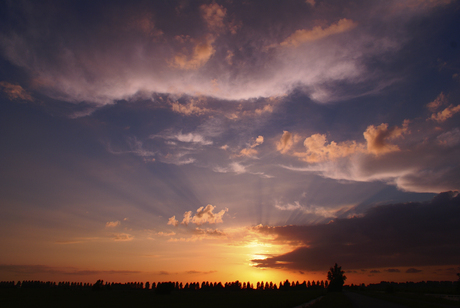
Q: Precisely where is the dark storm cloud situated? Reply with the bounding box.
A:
[1,0,453,107]
[252,191,460,271]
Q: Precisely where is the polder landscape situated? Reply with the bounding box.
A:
[1,1,460,308]
[1,264,460,307]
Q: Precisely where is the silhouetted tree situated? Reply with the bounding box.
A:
[92,280,104,291]
[327,263,347,292]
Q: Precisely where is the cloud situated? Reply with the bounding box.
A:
[175,132,213,145]
[284,121,408,163]
[430,104,460,123]
[170,99,210,116]
[167,216,179,227]
[170,35,216,70]
[191,205,228,225]
[279,18,357,47]
[181,211,193,225]
[0,1,428,106]
[280,116,460,193]
[154,131,212,146]
[363,121,409,155]
[437,128,460,146]
[192,227,226,237]
[105,221,120,228]
[156,231,176,236]
[274,200,346,218]
[213,162,247,174]
[295,133,363,163]
[386,268,401,273]
[276,131,296,154]
[406,268,423,273]
[200,3,226,32]
[169,205,228,227]
[0,81,33,101]
[237,136,264,157]
[107,137,156,159]
[254,104,274,115]
[112,233,134,241]
[251,192,460,271]
[186,270,217,275]
[427,92,447,112]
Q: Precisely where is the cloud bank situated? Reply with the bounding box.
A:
[0,0,447,106]
[252,191,460,271]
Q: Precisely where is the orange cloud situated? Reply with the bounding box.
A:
[280,18,357,47]
[105,221,120,228]
[167,216,179,227]
[363,121,409,155]
[237,136,264,157]
[254,104,274,115]
[276,131,299,154]
[282,121,409,162]
[200,3,226,32]
[426,92,446,112]
[0,81,33,101]
[112,233,133,241]
[170,99,210,115]
[295,133,363,163]
[173,205,228,226]
[430,104,460,123]
[171,36,216,70]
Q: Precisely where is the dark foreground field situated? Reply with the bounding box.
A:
[0,288,325,308]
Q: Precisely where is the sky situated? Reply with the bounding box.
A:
[0,0,459,285]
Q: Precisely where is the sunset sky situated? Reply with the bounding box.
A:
[1,0,460,286]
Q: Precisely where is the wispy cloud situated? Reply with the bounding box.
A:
[0,1,430,105]
[278,18,357,48]
[112,233,134,241]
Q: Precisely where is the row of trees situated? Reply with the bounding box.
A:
[1,279,330,292]
[0,263,349,293]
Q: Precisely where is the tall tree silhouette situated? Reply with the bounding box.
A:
[327,263,347,292]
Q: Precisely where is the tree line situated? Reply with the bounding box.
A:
[0,279,329,294]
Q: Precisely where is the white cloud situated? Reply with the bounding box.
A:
[175,132,213,145]
[153,131,212,146]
